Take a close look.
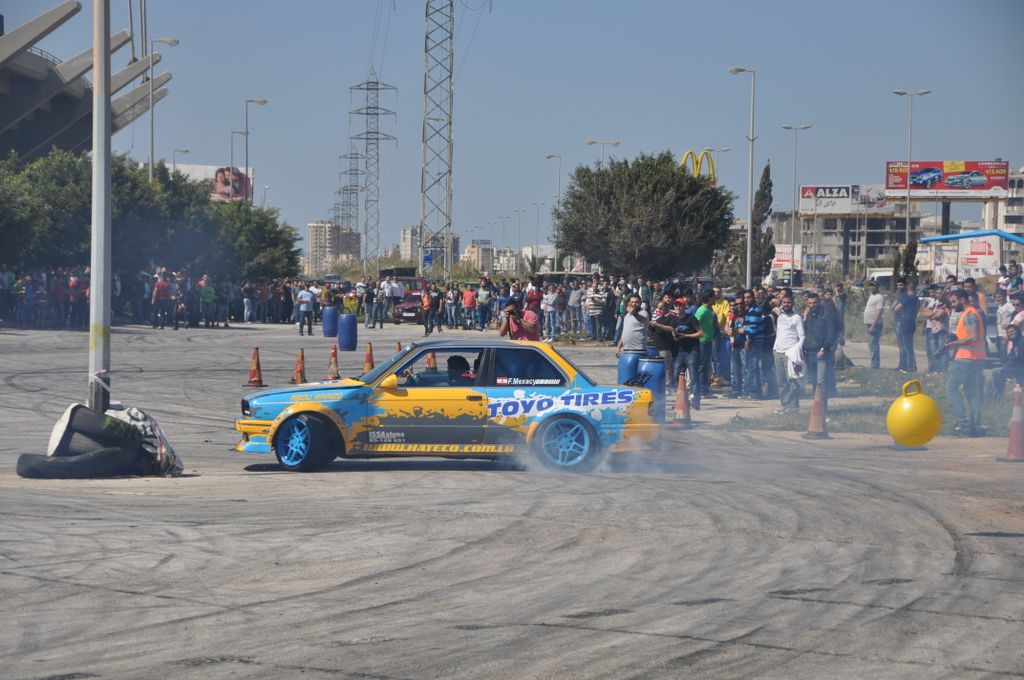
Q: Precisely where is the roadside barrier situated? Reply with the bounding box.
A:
[326,344,341,381]
[290,348,307,385]
[801,384,831,439]
[245,347,266,387]
[363,343,375,373]
[1001,386,1024,462]
[670,372,693,429]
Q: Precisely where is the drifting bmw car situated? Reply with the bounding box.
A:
[235,339,659,472]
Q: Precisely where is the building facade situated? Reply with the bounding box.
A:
[981,165,1024,261]
[306,221,361,277]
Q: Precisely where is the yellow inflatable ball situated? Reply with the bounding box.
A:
[886,379,942,448]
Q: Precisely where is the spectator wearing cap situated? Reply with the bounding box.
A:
[892,278,918,372]
[670,298,704,409]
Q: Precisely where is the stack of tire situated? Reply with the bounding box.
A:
[17,404,153,479]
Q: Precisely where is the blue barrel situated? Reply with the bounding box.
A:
[617,349,645,385]
[638,356,666,422]
[321,305,339,338]
[337,313,357,351]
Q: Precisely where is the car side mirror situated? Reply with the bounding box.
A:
[379,373,399,390]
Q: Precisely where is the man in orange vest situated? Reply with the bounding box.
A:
[944,289,986,436]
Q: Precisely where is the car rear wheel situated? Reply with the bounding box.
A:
[274,414,334,471]
[532,416,603,472]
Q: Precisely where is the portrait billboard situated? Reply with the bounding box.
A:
[798,184,890,216]
[884,160,1009,199]
[175,164,252,202]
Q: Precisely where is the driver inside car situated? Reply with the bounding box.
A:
[447,355,477,387]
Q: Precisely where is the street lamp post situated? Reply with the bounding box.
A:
[531,201,545,270]
[171,148,188,173]
[892,89,931,244]
[545,154,562,268]
[244,98,268,204]
[729,66,756,289]
[513,208,526,274]
[148,37,179,182]
[781,124,811,284]
[585,139,619,166]
[230,130,248,200]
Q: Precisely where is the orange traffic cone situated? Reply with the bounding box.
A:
[326,344,341,381]
[244,346,266,387]
[801,383,831,439]
[1000,386,1024,462]
[290,348,307,384]
[363,342,375,373]
[670,371,693,429]
[425,351,438,372]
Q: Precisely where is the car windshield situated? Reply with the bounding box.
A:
[358,346,410,383]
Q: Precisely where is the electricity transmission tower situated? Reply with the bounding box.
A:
[418,0,455,279]
[339,144,364,272]
[351,68,396,277]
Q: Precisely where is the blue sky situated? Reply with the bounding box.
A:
[6,0,1023,254]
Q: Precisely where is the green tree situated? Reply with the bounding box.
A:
[553,151,734,278]
[214,201,301,281]
[18,149,91,266]
[722,161,774,286]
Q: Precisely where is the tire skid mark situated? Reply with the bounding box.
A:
[522,620,1024,679]
[770,593,1023,623]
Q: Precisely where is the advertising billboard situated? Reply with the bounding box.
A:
[176,164,253,202]
[799,184,890,216]
[884,160,1009,199]
[770,244,802,271]
[914,244,959,281]
[957,234,1001,279]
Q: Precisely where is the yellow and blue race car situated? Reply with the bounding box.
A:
[235,339,659,472]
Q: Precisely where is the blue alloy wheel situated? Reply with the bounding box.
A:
[274,414,331,471]
[535,417,600,471]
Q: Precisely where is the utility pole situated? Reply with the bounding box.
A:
[419,0,455,280]
[88,0,112,411]
[351,69,396,278]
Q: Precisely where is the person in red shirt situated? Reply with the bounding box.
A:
[461,284,477,330]
[151,273,174,329]
[498,298,540,341]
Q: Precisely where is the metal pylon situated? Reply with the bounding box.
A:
[419,0,455,280]
[351,68,396,278]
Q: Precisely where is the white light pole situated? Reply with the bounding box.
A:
[148,37,179,182]
[244,98,268,204]
[88,0,112,411]
[171,148,188,172]
[730,66,756,289]
[892,89,931,244]
[545,154,562,268]
[781,123,811,284]
[513,208,526,274]
[229,130,248,200]
[531,201,545,269]
[585,139,619,166]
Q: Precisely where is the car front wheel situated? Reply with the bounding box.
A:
[532,416,603,472]
[274,413,334,471]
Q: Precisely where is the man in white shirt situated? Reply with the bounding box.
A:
[995,288,1013,360]
[863,280,886,369]
[772,295,805,413]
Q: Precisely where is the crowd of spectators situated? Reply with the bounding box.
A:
[3,262,1021,435]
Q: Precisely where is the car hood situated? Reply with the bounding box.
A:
[245,378,366,401]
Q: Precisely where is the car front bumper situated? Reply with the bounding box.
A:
[235,418,274,454]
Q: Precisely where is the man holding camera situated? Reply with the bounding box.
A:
[498,298,540,341]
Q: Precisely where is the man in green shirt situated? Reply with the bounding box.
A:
[694,291,717,398]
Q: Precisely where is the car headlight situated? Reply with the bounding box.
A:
[241,399,251,417]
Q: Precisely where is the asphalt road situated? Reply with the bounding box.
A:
[1,321,1022,679]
